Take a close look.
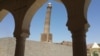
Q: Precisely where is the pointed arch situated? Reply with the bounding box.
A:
[21,0,47,35]
[0,9,14,37]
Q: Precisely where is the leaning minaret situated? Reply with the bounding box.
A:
[41,2,52,42]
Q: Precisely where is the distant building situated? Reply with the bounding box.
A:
[60,41,72,46]
[87,43,100,56]
[60,41,100,56]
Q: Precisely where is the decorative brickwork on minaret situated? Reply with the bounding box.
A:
[41,3,52,42]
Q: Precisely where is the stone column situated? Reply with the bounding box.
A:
[13,11,29,56]
[14,37,26,56]
[59,0,91,56]
[14,30,29,56]
[13,0,47,56]
[71,29,87,56]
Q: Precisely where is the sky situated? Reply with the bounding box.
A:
[0,0,100,44]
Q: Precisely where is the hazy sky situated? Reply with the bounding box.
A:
[0,0,100,43]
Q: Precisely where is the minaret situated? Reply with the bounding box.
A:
[41,2,52,42]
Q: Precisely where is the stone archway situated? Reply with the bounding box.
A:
[0,0,92,56]
[22,0,47,38]
[56,0,91,56]
[0,0,47,56]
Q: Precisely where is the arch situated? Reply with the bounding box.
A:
[84,0,91,31]
[21,0,47,36]
[84,0,91,19]
[0,9,14,38]
[50,2,71,42]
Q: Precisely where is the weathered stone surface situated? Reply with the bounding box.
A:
[0,10,8,22]
[0,37,72,56]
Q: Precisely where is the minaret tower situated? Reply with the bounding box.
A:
[41,2,52,42]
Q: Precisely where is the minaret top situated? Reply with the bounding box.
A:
[48,2,52,7]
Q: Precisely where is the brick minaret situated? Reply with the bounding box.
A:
[41,3,52,42]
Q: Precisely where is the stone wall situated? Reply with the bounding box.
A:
[0,37,72,56]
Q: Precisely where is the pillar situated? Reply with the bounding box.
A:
[71,29,87,56]
[14,37,26,56]
[13,10,30,56]
[60,0,91,56]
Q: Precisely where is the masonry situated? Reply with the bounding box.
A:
[0,38,72,56]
